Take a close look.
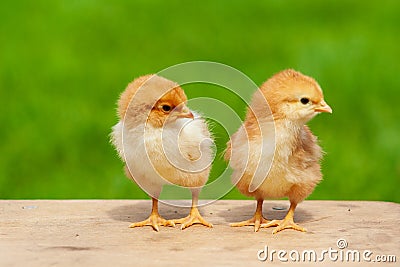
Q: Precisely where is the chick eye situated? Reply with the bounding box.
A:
[161,105,172,112]
[300,98,310,105]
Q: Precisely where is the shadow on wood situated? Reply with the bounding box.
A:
[215,200,315,224]
[107,200,193,223]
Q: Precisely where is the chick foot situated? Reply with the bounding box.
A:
[129,213,175,232]
[262,218,306,234]
[261,202,306,234]
[173,207,213,230]
[230,214,270,232]
[129,197,175,232]
[230,199,268,232]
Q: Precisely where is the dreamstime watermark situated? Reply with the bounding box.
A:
[257,239,397,263]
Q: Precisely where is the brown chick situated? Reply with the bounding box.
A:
[225,69,332,234]
[111,75,213,231]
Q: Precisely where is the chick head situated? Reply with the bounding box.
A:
[118,74,193,128]
[147,86,194,128]
[261,69,332,123]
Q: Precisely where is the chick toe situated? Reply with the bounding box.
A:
[230,215,270,232]
[129,213,175,232]
[173,207,212,230]
[271,218,307,234]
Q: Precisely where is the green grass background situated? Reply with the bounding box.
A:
[0,0,399,202]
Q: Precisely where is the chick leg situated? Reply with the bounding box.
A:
[230,199,270,232]
[129,197,175,232]
[172,189,213,230]
[261,202,306,234]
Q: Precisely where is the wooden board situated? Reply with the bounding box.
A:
[0,200,399,266]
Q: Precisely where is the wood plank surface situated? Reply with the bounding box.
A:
[0,200,399,266]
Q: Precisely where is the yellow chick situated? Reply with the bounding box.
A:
[226,69,332,233]
[111,75,213,231]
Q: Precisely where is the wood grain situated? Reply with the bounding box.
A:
[0,200,398,266]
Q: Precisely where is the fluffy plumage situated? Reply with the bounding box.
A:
[226,69,332,233]
[111,74,213,231]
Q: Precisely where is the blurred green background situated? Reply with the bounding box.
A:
[1,0,399,202]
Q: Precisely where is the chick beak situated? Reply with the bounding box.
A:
[314,100,332,113]
[177,106,194,119]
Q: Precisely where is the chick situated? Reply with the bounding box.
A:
[226,69,332,234]
[111,75,213,231]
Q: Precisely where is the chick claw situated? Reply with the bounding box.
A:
[261,219,307,234]
[230,215,270,232]
[129,214,175,232]
[172,208,213,230]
